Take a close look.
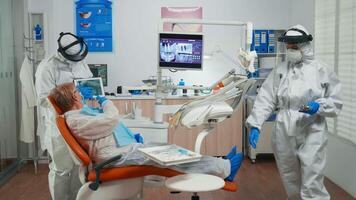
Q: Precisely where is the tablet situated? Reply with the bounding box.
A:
[74,77,105,97]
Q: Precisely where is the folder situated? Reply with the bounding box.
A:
[268,30,276,53]
[252,30,268,53]
[250,30,259,52]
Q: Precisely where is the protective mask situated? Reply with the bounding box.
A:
[286,49,303,64]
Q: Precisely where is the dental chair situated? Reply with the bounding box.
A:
[171,75,255,153]
[48,96,237,200]
[166,74,254,200]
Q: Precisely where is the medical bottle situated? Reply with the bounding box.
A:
[178,79,185,86]
[179,79,188,96]
[34,24,42,40]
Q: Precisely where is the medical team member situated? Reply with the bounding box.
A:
[246,25,342,200]
[35,32,93,200]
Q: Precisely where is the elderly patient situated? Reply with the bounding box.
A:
[50,83,243,181]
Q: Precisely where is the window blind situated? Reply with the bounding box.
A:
[336,0,356,144]
[315,0,356,144]
[315,0,336,134]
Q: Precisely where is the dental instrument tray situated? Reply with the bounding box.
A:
[138,144,202,166]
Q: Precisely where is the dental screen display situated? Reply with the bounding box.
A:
[74,77,105,97]
[159,33,203,70]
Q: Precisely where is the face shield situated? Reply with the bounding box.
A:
[275,39,287,67]
[276,26,313,66]
[57,32,88,62]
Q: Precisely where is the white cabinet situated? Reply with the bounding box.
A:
[120,119,168,144]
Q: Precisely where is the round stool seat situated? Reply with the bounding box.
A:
[165,173,224,193]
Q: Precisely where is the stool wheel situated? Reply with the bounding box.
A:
[191,193,200,200]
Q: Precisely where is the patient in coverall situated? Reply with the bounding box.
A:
[50,83,243,181]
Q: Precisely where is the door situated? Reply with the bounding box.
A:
[0,0,20,178]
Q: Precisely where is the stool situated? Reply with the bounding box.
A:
[165,173,225,200]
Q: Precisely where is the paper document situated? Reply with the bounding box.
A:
[138,145,202,166]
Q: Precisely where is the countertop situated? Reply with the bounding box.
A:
[107,94,208,100]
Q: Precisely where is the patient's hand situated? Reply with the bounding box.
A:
[96,96,108,106]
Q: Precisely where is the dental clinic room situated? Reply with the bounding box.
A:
[1,0,356,199]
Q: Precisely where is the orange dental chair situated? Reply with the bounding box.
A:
[48,95,237,200]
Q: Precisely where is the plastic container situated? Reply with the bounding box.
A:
[178,79,187,96]
[178,79,185,86]
[34,24,42,40]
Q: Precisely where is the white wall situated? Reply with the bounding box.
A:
[325,135,356,198]
[290,0,314,37]
[28,0,296,92]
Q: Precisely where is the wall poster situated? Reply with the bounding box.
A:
[76,0,113,52]
[161,7,203,33]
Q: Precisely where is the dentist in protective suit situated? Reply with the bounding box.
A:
[35,32,93,200]
[246,25,342,200]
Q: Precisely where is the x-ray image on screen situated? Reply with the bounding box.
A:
[159,33,203,70]
[74,77,105,97]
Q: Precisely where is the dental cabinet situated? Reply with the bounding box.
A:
[245,95,274,163]
[109,96,243,157]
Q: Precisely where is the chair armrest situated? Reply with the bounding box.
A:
[89,154,122,191]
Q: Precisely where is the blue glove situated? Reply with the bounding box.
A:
[78,86,93,100]
[134,133,144,144]
[299,101,320,115]
[96,96,108,106]
[249,127,260,149]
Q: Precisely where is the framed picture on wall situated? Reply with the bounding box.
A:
[88,64,108,86]
[76,0,113,52]
[161,7,203,33]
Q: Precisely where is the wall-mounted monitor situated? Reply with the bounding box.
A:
[159,33,203,70]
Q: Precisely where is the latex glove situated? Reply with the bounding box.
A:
[249,127,260,149]
[78,86,93,100]
[134,133,144,144]
[299,101,320,115]
[96,96,108,106]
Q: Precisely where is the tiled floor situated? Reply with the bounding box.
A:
[0,158,354,200]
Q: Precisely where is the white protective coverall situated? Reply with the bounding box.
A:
[35,50,92,199]
[64,100,231,179]
[246,26,342,199]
